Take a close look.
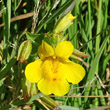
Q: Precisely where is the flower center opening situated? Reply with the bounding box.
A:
[43,57,64,80]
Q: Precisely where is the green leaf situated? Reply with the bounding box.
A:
[0,57,16,80]
[102,53,110,74]
[26,32,44,44]
[26,32,40,41]
[63,0,77,16]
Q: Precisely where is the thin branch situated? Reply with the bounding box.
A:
[0,12,34,28]
[72,84,110,90]
[95,73,110,105]
[50,95,110,98]
[37,99,50,110]
[14,0,22,12]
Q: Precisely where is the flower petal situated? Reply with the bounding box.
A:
[38,41,54,60]
[52,79,70,96]
[38,78,70,96]
[55,41,74,59]
[25,59,42,83]
[63,60,85,84]
[37,79,52,95]
[68,13,76,20]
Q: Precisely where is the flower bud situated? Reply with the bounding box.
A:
[73,49,88,58]
[54,12,76,33]
[71,49,89,68]
[17,40,32,63]
[21,78,37,100]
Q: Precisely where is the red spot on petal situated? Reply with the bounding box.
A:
[53,78,56,81]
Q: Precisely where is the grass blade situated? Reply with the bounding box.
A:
[84,35,109,103]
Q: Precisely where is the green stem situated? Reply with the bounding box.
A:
[3,0,11,64]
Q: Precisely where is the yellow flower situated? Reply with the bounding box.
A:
[25,41,85,96]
